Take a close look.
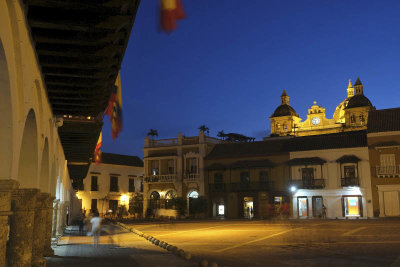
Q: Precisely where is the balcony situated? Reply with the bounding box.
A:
[230,182,269,192]
[147,138,178,148]
[291,178,325,189]
[144,174,177,183]
[375,165,400,177]
[341,177,360,186]
[184,173,199,181]
[209,183,226,192]
[182,136,199,145]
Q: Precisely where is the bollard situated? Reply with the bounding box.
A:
[178,249,185,257]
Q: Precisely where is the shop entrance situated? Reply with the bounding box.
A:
[243,197,254,219]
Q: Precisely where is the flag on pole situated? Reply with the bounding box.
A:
[94,131,102,164]
[105,72,123,140]
[160,0,185,33]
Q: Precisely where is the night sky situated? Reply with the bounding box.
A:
[101,0,400,158]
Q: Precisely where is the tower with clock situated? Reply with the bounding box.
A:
[269,78,375,137]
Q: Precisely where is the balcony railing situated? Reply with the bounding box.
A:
[144,174,177,183]
[205,136,221,143]
[209,182,270,193]
[147,138,178,148]
[209,183,226,192]
[376,165,400,177]
[184,173,199,181]
[341,177,360,186]
[230,182,269,192]
[182,136,199,145]
[291,178,325,189]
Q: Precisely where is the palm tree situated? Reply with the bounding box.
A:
[217,130,225,140]
[147,129,158,139]
[198,125,210,136]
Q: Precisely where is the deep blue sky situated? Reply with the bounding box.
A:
[102,0,400,158]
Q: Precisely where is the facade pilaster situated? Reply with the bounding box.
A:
[0,179,18,267]
[31,193,50,267]
[7,188,39,267]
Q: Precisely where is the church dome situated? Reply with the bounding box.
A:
[271,104,299,118]
[345,94,373,109]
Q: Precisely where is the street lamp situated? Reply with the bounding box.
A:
[290,186,297,192]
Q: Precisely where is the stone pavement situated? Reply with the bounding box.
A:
[46,224,197,267]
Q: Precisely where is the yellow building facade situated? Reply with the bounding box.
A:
[270,78,375,137]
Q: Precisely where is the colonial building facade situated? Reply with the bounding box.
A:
[204,138,291,219]
[288,131,373,219]
[367,108,400,217]
[143,131,220,217]
[77,153,143,216]
[270,78,375,137]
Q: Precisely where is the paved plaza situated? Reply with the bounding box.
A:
[45,224,196,267]
[127,219,400,267]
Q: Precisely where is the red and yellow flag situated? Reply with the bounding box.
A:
[105,72,123,140]
[161,0,185,32]
[94,131,102,164]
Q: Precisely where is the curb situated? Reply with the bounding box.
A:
[114,221,219,266]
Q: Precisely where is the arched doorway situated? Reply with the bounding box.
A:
[188,190,200,215]
[39,138,49,192]
[149,191,160,211]
[17,109,38,188]
[0,40,13,179]
[165,190,176,209]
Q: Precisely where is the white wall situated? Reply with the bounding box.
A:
[290,147,373,218]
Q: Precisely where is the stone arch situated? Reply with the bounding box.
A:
[149,191,160,210]
[0,39,13,179]
[39,138,49,192]
[17,109,38,188]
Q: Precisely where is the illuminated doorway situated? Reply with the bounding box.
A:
[343,196,362,217]
[297,197,308,218]
[243,197,254,219]
[217,204,225,216]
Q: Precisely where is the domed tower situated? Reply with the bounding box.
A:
[333,80,354,123]
[344,78,375,129]
[270,90,301,136]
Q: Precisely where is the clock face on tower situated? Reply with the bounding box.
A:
[311,117,321,125]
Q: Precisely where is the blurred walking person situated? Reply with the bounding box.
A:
[90,211,102,247]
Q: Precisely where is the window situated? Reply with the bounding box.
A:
[214,173,223,184]
[344,166,356,178]
[91,199,97,213]
[240,172,250,184]
[110,176,119,192]
[214,173,223,190]
[151,161,159,175]
[129,178,135,192]
[189,158,197,173]
[259,171,268,185]
[167,159,174,174]
[302,168,314,185]
[91,176,98,191]
[380,154,396,167]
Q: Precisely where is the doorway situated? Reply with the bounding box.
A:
[312,196,323,218]
[243,197,254,219]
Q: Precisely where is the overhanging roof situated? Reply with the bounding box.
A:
[229,160,274,169]
[336,155,361,163]
[25,0,141,179]
[289,157,326,166]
